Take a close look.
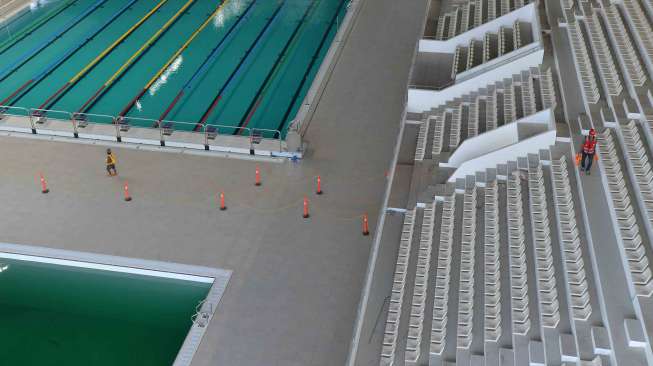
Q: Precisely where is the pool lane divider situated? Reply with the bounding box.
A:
[0,0,139,106]
[0,0,107,83]
[236,0,320,133]
[275,0,348,134]
[0,0,77,56]
[195,0,287,131]
[118,0,232,117]
[154,0,259,124]
[76,0,199,115]
[37,0,170,111]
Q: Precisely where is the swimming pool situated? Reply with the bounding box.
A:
[0,242,230,366]
[0,0,348,138]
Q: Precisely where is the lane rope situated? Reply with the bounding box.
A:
[195,0,287,131]
[118,0,232,117]
[0,0,107,83]
[0,0,77,56]
[76,0,199,114]
[37,0,170,111]
[0,0,139,106]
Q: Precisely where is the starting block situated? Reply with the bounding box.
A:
[206,126,218,140]
[31,110,47,124]
[250,129,262,145]
[161,121,173,136]
[117,117,130,132]
[73,113,88,128]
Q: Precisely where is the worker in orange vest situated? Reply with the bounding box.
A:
[578,128,598,175]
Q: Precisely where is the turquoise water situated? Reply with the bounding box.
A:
[0,256,211,365]
[0,0,347,137]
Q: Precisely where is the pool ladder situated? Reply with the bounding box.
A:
[191,299,213,328]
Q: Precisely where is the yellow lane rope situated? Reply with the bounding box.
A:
[103,0,197,88]
[142,0,231,94]
[70,0,169,84]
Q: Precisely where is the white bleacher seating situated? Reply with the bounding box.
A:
[585,12,623,96]
[621,0,653,65]
[468,98,479,138]
[405,203,436,363]
[528,161,561,328]
[551,157,592,320]
[460,3,471,34]
[449,8,460,39]
[436,15,447,40]
[507,172,531,335]
[503,83,516,124]
[538,67,557,110]
[380,208,417,365]
[567,21,600,104]
[415,119,430,161]
[597,130,653,297]
[621,120,653,229]
[456,186,477,349]
[474,0,484,28]
[432,113,446,156]
[484,181,502,342]
[521,73,536,117]
[486,88,498,130]
[430,193,456,356]
[450,105,463,149]
[604,5,647,87]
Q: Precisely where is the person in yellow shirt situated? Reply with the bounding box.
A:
[106,148,117,176]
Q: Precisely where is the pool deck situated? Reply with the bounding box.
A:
[0,0,31,24]
[0,0,428,365]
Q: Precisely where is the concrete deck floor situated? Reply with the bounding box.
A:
[0,0,429,365]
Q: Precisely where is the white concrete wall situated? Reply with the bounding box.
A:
[520,108,553,125]
[418,3,538,53]
[446,108,553,167]
[407,47,544,112]
[456,41,542,82]
[447,122,519,167]
[520,108,555,130]
[448,129,556,181]
[530,1,542,43]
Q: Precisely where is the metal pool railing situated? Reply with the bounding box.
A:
[0,105,286,156]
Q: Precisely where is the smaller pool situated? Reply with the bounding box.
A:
[0,243,230,366]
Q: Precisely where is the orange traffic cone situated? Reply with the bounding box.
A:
[124,181,132,202]
[255,166,261,186]
[362,213,370,236]
[39,173,49,194]
[303,196,309,218]
[575,153,581,167]
[316,176,323,195]
[219,191,226,211]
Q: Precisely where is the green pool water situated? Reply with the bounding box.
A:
[0,0,348,137]
[0,256,211,365]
